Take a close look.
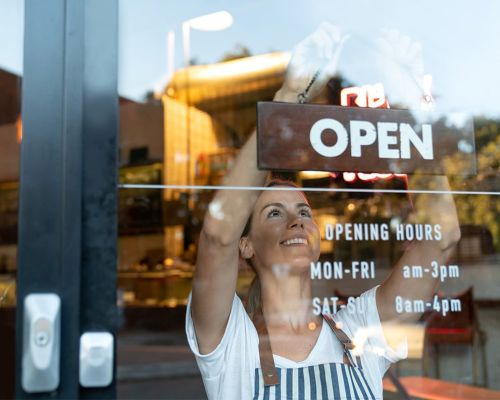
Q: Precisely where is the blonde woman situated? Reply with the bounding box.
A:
[186,24,460,399]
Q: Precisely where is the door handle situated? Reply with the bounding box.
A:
[22,293,61,393]
[79,332,114,387]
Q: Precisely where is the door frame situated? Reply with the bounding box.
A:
[15,0,119,398]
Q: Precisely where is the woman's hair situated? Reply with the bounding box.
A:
[243,179,307,316]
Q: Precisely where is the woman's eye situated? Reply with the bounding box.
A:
[267,209,281,218]
[300,209,312,218]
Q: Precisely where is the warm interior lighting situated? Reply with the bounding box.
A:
[185,52,290,81]
[308,321,317,331]
[164,258,175,267]
[16,115,22,144]
[165,51,290,102]
[300,171,330,179]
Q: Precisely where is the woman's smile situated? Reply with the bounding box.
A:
[280,236,309,246]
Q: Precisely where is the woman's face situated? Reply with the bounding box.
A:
[241,187,321,275]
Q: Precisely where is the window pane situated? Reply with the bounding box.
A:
[0,2,23,398]
[116,2,499,398]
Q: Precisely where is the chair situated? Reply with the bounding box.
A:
[384,368,411,400]
[422,287,488,386]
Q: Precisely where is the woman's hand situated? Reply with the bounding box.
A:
[375,28,429,110]
[275,22,349,103]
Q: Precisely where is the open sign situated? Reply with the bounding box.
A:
[309,118,433,160]
[257,102,476,175]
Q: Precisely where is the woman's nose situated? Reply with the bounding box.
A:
[288,216,304,229]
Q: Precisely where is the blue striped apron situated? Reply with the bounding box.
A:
[252,313,377,400]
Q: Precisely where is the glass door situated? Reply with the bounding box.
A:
[1,1,119,398]
[0,2,22,397]
[1,1,499,399]
[116,2,500,399]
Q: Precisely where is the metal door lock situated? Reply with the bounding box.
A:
[79,332,114,387]
[35,331,50,347]
[22,293,61,393]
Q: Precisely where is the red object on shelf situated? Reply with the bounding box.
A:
[383,376,500,400]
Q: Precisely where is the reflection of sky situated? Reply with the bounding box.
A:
[1,0,500,115]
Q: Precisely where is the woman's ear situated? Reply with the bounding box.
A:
[239,236,254,259]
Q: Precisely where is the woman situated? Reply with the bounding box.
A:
[186,24,460,399]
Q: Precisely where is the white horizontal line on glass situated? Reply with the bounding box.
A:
[118,184,500,196]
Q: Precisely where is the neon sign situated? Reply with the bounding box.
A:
[330,172,407,183]
[340,83,390,109]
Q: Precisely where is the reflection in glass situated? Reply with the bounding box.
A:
[113,6,499,398]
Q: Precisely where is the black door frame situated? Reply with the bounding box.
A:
[15,0,118,398]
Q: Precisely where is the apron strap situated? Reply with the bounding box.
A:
[253,308,279,386]
[253,309,362,386]
[322,313,361,369]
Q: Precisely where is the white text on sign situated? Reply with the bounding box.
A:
[310,119,434,160]
[310,261,376,280]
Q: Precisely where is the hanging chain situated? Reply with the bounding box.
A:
[297,70,320,104]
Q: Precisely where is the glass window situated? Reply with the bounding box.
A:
[116,2,499,398]
[0,3,22,396]
[2,0,498,398]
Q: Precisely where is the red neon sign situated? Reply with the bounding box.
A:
[340,83,390,109]
[329,172,407,183]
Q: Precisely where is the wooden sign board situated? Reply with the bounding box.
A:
[257,102,476,175]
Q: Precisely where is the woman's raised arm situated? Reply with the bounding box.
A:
[377,175,461,322]
[191,130,267,354]
[190,22,348,354]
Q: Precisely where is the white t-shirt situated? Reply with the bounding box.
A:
[186,286,407,400]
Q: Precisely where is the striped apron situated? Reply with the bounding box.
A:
[253,312,377,400]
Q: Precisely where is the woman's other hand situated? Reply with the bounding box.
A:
[275,22,349,103]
